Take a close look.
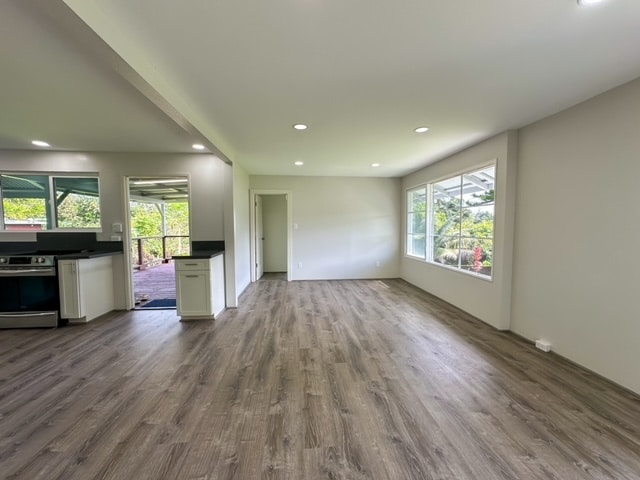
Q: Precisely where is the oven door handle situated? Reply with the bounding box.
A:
[0,268,56,275]
[0,312,56,318]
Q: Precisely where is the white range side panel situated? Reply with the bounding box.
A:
[59,256,115,323]
[79,256,114,322]
[58,260,82,320]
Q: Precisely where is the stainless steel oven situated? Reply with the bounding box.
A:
[0,254,61,328]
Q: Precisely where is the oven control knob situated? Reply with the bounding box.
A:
[36,257,46,264]
[0,257,6,263]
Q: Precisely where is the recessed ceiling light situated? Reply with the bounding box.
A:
[294,161,304,166]
[414,127,429,134]
[371,163,380,167]
[32,140,50,147]
[293,124,308,131]
[577,0,604,5]
[192,143,205,150]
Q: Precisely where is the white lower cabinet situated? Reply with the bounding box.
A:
[176,271,210,316]
[58,256,115,323]
[175,255,225,320]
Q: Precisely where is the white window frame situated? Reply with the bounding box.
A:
[405,162,496,280]
[0,172,102,232]
[406,185,427,259]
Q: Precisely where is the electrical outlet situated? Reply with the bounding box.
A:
[298,262,302,268]
[535,340,552,352]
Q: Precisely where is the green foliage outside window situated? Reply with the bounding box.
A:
[57,193,101,228]
[130,201,190,266]
[1,174,101,231]
[3,198,47,228]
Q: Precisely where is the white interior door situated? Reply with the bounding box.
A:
[262,194,288,273]
[250,189,292,283]
[255,195,264,280]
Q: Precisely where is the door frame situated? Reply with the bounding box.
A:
[249,189,293,282]
[255,194,264,280]
[122,174,192,310]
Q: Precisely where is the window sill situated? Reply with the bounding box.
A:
[404,255,494,282]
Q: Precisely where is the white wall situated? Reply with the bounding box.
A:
[512,77,640,394]
[233,164,251,297]
[262,195,287,272]
[401,132,518,331]
[0,150,228,309]
[250,176,401,280]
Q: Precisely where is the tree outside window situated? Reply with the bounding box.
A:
[1,174,100,231]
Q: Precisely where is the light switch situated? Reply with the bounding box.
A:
[112,222,123,233]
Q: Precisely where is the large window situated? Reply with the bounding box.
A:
[0,174,101,231]
[406,164,495,278]
[407,187,427,258]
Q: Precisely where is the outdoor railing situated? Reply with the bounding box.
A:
[131,235,190,269]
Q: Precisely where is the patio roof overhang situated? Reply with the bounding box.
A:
[128,177,188,203]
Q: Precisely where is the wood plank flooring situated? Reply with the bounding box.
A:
[1,276,639,479]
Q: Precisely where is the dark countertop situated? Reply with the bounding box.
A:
[1,249,123,259]
[172,249,225,260]
[56,250,123,260]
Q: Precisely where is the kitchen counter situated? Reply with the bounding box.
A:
[56,250,123,260]
[1,249,123,259]
[172,249,224,260]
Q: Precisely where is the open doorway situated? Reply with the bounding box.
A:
[127,176,190,309]
[250,190,292,282]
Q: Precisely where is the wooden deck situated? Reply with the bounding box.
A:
[132,261,176,307]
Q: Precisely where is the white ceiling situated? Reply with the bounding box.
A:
[0,2,199,154]
[2,0,640,177]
